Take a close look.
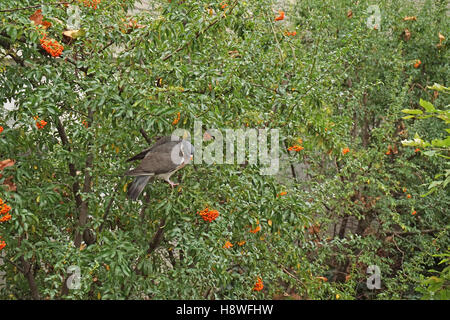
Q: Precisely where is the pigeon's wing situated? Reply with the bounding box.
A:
[125,144,183,176]
[126,147,152,162]
[126,136,181,162]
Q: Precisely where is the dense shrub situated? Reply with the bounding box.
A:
[0,0,448,299]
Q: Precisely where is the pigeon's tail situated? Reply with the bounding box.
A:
[127,176,151,201]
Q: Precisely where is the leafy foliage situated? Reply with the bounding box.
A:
[0,0,448,300]
[401,85,449,196]
[416,250,450,300]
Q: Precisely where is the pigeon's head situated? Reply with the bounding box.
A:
[169,135,195,164]
[180,140,195,162]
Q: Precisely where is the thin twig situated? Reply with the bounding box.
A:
[392,234,405,267]
[4,258,25,274]
[58,102,89,118]
[98,194,115,234]
[139,128,152,145]
[281,265,308,298]
[265,10,284,63]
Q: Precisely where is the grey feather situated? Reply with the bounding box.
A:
[126,136,178,162]
[127,176,151,200]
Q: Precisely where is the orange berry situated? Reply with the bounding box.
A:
[249,224,261,234]
[275,11,285,21]
[253,277,263,291]
[197,208,219,223]
[223,241,233,249]
[288,145,304,152]
[172,112,181,125]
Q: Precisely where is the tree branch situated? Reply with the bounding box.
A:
[385,228,446,237]
[139,128,152,145]
[4,257,25,274]
[7,51,25,67]
[98,194,115,234]
[74,107,94,248]
[20,257,40,300]
[147,218,166,255]
[55,116,83,210]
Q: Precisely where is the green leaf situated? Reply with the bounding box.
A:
[7,26,18,42]
[427,83,449,92]
[423,150,437,156]
[419,99,436,112]
[401,109,423,115]
[428,180,443,189]
[431,137,450,147]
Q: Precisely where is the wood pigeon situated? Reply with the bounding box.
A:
[125,135,194,200]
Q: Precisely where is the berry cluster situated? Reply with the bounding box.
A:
[288,138,304,152]
[81,0,101,9]
[252,277,263,291]
[40,35,64,57]
[34,116,48,129]
[197,207,219,223]
[0,198,11,223]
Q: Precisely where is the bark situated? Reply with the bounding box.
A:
[20,257,40,300]
[56,117,83,210]
[147,219,166,255]
[338,216,348,239]
[74,151,94,248]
